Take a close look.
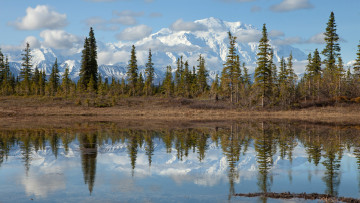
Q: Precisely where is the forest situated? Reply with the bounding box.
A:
[0,12,359,109]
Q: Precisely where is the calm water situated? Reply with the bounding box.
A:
[0,122,359,202]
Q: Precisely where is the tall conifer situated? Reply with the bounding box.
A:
[254,24,272,107]
[322,12,340,73]
[49,58,60,95]
[127,45,138,96]
[145,49,154,96]
[20,42,32,95]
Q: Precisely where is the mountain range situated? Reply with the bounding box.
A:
[3,17,308,82]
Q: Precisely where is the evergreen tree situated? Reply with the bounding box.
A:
[88,27,98,90]
[211,74,220,100]
[0,49,4,84]
[79,37,90,91]
[62,66,71,97]
[354,41,360,77]
[197,54,209,94]
[174,56,185,96]
[138,72,144,95]
[242,63,251,88]
[278,57,287,84]
[163,65,173,97]
[20,42,32,95]
[305,49,322,101]
[287,52,297,105]
[254,24,272,107]
[127,45,138,96]
[336,56,345,97]
[322,12,341,73]
[144,49,154,96]
[32,67,40,95]
[49,58,60,96]
[221,32,240,103]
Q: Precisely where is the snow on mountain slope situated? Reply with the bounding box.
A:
[2,17,307,81]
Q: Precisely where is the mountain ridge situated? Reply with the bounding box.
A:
[3,17,307,82]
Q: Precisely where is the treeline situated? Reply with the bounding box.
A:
[0,12,359,108]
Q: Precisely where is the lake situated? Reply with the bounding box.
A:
[0,121,359,202]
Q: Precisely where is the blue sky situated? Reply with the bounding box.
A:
[0,0,359,63]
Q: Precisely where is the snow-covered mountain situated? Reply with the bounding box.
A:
[3,17,307,81]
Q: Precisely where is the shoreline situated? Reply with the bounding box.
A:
[0,96,360,128]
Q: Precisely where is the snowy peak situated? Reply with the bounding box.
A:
[3,17,307,81]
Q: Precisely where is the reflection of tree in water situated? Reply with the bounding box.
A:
[127,131,139,177]
[79,133,98,195]
[144,131,155,167]
[220,124,250,200]
[254,123,276,203]
[0,122,360,199]
[321,130,343,197]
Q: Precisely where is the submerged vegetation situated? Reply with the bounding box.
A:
[0,12,359,109]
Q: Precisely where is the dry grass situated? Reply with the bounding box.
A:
[0,96,359,129]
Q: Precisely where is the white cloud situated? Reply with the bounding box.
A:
[40,30,81,49]
[306,33,325,44]
[270,0,313,12]
[234,29,262,43]
[23,36,41,49]
[116,25,152,41]
[98,50,129,65]
[10,5,67,30]
[21,173,65,198]
[170,19,207,32]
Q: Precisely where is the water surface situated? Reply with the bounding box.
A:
[0,122,359,202]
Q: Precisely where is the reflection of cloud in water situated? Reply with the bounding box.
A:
[21,172,65,198]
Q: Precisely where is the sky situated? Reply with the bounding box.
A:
[0,0,359,64]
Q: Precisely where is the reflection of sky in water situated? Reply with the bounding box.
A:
[0,126,359,202]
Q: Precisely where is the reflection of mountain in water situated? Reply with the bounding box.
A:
[0,122,359,199]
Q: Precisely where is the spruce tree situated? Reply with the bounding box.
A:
[62,66,71,97]
[174,56,185,96]
[322,12,341,73]
[79,27,98,92]
[20,42,32,95]
[88,27,98,90]
[138,72,144,95]
[79,37,90,91]
[354,41,360,77]
[211,74,220,100]
[197,55,209,94]
[49,58,60,96]
[0,49,4,85]
[221,32,240,103]
[242,63,251,88]
[254,24,272,107]
[127,45,138,96]
[32,67,40,95]
[163,65,173,97]
[287,52,297,105]
[144,49,154,96]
